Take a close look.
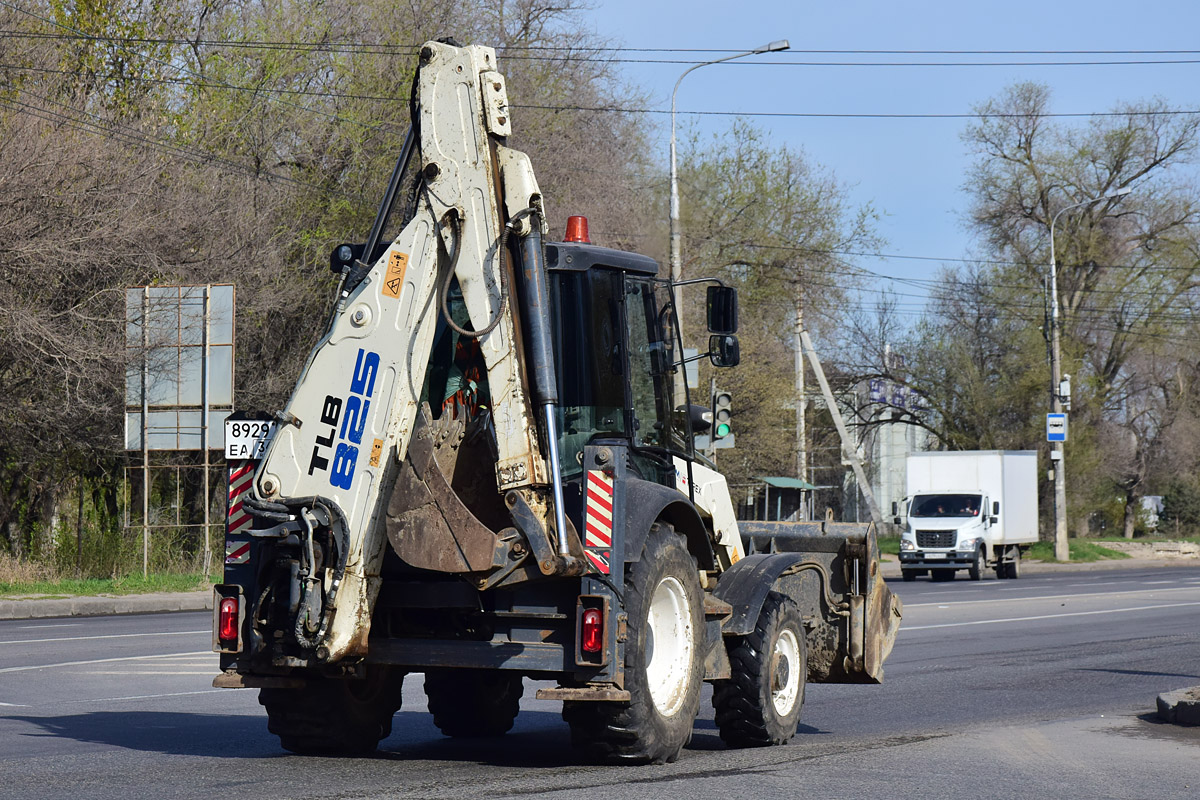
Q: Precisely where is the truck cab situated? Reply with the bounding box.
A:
[897,491,998,581]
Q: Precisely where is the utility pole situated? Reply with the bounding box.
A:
[1048,187,1131,561]
[794,289,808,519]
[800,329,883,526]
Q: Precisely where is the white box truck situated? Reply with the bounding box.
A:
[895,450,1038,582]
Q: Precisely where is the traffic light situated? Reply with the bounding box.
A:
[713,390,732,440]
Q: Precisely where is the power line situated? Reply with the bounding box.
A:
[6,60,1199,121]
[6,30,1200,66]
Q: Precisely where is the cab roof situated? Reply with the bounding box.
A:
[545,241,659,276]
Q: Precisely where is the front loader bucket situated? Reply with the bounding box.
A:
[739,519,902,683]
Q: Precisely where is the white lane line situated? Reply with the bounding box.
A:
[0,651,210,674]
[0,701,28,707]
[16,624,83,630]
[75,671,217,676]
[1065,581,1130,587]
[0,630,208,645]
[72,689,231,704]
[903,601,1200,630]
[903,585,1200,608]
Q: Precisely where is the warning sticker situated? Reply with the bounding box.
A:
[382,251,409,299]
[369,438,383,467]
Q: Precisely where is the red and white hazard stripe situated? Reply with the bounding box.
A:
[584,469,614,573]
[225,540,250,565]
[227,460,255,536]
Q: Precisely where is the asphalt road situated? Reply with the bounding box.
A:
[2,565,1199,799]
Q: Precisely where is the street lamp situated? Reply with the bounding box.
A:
[1048,186,1132,561]
[668,40,790,318]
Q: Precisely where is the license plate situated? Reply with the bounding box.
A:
[224,419,276,460]
[926,552,946,559]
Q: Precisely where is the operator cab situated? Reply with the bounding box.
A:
[543,221,738,489]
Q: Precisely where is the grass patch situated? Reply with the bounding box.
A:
[0,572,209,598]
[878,536,900,556]
[1027,540,1130,562]
[1088,535,1200,545]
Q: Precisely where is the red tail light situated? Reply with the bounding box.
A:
[581,607,603,653]
[218,597,239,643]
[564,215,590,243]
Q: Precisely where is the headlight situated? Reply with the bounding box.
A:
[900,538,916,551]
[958,537,980,551]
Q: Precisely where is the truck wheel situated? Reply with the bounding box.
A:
[901,569,917,582]
[562,523,704,764]
[968,547,986,581]
[930,570,954,582]
[259,665,404,755]
[713,592,806,747]
[1006,549,1022,579]
[424,669,523,737]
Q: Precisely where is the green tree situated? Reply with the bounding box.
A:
[676,120,880,493]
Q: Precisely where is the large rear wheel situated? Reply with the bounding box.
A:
[562,523,704,764]
[424,669,523,738]
[259,665,405,755]
[713,592,806,747]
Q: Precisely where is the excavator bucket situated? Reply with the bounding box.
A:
[738,518,903,683]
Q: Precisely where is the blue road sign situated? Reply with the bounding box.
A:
[1047,413,1068,442]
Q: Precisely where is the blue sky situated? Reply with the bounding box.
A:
[581,1,1200,315]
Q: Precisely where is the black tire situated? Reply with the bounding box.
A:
[1007,549,1022,579]
[968,547,986,581]
[901,569,917,582]
[713,592,806,747]
[259,665,404,755]
[424,669,523,738]
[930,569,955,582]
[562,523,704,764]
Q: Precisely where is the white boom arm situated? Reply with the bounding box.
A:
[252,42,546,661]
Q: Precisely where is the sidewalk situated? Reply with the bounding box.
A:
[0,590,212,620]
[0,556,1197,621]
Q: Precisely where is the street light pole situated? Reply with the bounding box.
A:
[1048,186,1131,561]
[669,41,789,405]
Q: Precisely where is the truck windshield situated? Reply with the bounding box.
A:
[624,277,689,456]
[911,494,982,518]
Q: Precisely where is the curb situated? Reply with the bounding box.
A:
[1157,686,1200,726]
[0,590,212,621]
[879,556,1199,579]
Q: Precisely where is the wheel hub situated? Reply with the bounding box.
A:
[645,575,694,717]
[770,629,801,715]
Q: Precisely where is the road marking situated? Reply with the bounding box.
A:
[903,601,1200,630]
[903,585,1200,608]
[15,623,83,630]
[76,671,217,676]
[0,630,209,645]
[71,689,230,704]
[0,651,210,674]
[0,701,27,706]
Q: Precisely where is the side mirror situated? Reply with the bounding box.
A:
[990,516,999,525]
[992,501,1000,515]
[709,334,740,368]
[891,501,898,516]
[893,517,901,525]
[706,286,738,335]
